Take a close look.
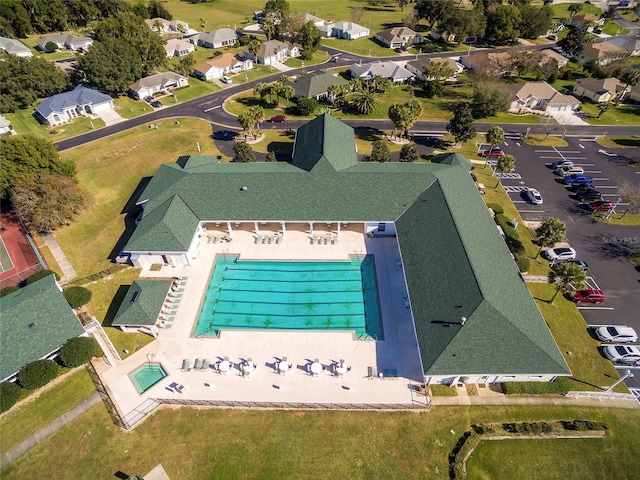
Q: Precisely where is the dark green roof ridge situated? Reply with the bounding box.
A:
[112,280,173,326]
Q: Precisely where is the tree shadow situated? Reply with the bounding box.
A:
[569,377,605,391]
[354,126,387,143]
[102,284,131,327]
[108,177,151,262]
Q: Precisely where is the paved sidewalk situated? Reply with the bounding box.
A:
[0,392,102,469]
[430,394,639,408]
[522,275,548,283]
[41,232,77,283]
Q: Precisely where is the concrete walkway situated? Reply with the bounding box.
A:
[522,275,548,283]
[430,394,639,409]
[41,232,77,283]
[0,392,102,469]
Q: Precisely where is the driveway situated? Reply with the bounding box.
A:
[549,110,589,126]
[96,108,125,126]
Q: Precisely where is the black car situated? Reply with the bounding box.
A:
[574,189,602,201]
[143,96,154,103]
[150,100,162,108]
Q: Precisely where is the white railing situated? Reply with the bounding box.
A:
[566,391,636,401]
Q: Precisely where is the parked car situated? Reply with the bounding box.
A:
[568,259,589,271]
[150,100,162,108]
[563,174,592,185]
[551,160,573,169]
[554,165,584,176]
[587,200,615,212]
[480,147,504,158]
[574,188,603,202]
[573,289,606,304]
[595,326,638,343]
[269,115,286,123]
[394,46,407,53]
[543,247,576,262]
[526,188,543,204]
[603,345,640,365]
[143,96,154,103]
[221,76,232,84]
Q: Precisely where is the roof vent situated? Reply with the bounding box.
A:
[461,317,467,326]
[131,291,140,303]
[240,186,248,191]
[28,323,35,329]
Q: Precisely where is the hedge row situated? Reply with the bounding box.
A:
[18,359,59,390]
[494,214,528,271]
[63,286,92,309]
[486,203,504,215]
[502,376,572,395]
[449,430,479,479]
[0,381,22,413]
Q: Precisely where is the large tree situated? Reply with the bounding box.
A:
[22,0,68,33]
[440,7,487,44]
[78,37,143,95]
[173,52,197,77]
[370,140,390,163]
[619,68,640,103]
[0,56,68,113]
[618,181,640,218]
[485,4,521,44]
[262,0,290,40]
[471,81,511,119]
[485,125,504,168]
[535,217,566,257]
[517,4,553,40]
[0,134,75,199]
[557,26,586,58]
[495,154,516,187]
[425,61,455,83]
[416,0,456,28]
[299,20,321,60]
[400,143,420,162]
[233,141,256,163]
[0,0,33,37]
[548,262,587,303]
[10,172,88,232]
[388,100,421,138]
[446,103,476,145]
[351,90,377,115]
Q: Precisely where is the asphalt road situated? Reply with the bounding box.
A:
[498,138,640,377]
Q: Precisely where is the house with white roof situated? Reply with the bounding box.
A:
[300,12,326,28]
[331,21,370,40]
[36,34,93,52]
[35,85,115,126]
[375,27,423,49]
[194,53,253,81]
[129,72,189,99]
[0,115,16,136]
[507,81,580,113]
[243,39,299,65]
[350,61,414,83]
[405,57,463,82]
[145,17,189,34]
[0,36,32,57]
[189,28,237,49]
[164,38,194,58]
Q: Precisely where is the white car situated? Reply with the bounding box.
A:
[526,188,543,204]
[543,247,576,262]
[221,76,232,84]
[603,345,640,365]
[595,326,638,343]
[551,160,573,169]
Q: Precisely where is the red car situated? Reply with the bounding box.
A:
[573,289,606,304]
[269,115,286,123]
[480,148,504,158]
[587,200,615,212]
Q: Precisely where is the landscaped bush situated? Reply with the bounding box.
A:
[515,253,530,273]
[0,285,20,297]
[503,421,553,435]
[60,337,102,367]
[63,286,92,309]
[296,97,318,116]
[18,359,59,390]
[561,420,607,431]
[486,203,504,215]
[506,236,525,254]
[26,269,60,285]
[449,430,479,479]
[495,214,518,239]
[502,376,571,395]
[0,381,22,413]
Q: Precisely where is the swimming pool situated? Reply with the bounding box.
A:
[194,255,382,339]
[129,363,167,394]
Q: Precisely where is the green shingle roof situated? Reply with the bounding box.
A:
[124,115,570,379]
[112,280,173,326]
[286,71,348,99]
[0,275,84,380]
[431,152,474,171]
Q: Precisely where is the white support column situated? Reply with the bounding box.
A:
[337,222,341,234]
[254,221,260,234]
[309,222,314,236]
[281,222,286,235]
[227,221,233,236]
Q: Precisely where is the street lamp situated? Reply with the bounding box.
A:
[605,369,633,392]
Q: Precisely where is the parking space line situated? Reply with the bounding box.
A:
[593,178,610,181]
[518,209,546,213]
[583,170,601,174]
[577,306,615,310]
[597,186,618,189]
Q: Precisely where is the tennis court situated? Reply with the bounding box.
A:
[0,236,14,273]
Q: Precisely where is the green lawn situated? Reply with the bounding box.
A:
[18,34,82,61]
[246,129,295,154]
[326,37,399,57]
[602,20,630,36]
[593,212,640,226]
[55,117,223,277]
[2,405,639,479]
[4,109,106,140]
[596,136,640,149]
[581,104,640,126]
[523,134,569,147]
[284,50,330,68]
[0,368,96,454]
[551,3,602,22]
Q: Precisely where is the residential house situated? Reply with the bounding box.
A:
[112,280,175,336]
[572,77,629,103]
[164,38,195,58]
[36,34,93,52]
[0,275,86,382]
[0,36,32,57]
[406,57,463,82]
[129,72,189,99]
[300,12,326,28]
[375,27,423,49]
[0,115,16,136]
[331,21,370,40]
[430,27,456,43]
[628,84,640,103]
[460,51,512,76]
[193,53,253,81]
[35,85,115,126]
[284,70,348,100]
[190,28,238,49]
[350,61,415,83]
[608,36,640,56]
[123,113,571,386]
[507,81,580,113]
[243,39,299,65]
[145,17,189,34]
[539,49,569,69]
[580,40,628,65]
[570,13,604,33]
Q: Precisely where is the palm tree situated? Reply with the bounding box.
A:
[152,19,164,33]
[253,83,269,104]
[596,101,613,118]
[246,38,262,59]
[237,111,254,137]
[485,126,505,169]
[248,105,265,130]
[351,91,377,114]
[535,217,567,257]
[548,262,587,303]
[327,84,341,106]
[199,18,207,32]
[494,154,516,188]
[279,85,295,107]
[568,3,584,18]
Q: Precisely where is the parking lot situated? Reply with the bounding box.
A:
[494,137,640,387]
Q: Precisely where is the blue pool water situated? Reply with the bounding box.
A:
[194,255,382,339]
[129,363,167,394]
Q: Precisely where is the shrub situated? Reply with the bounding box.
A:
[495,214,518,239]
[515,253,530,272]
[296,97,318,116]
[486,203,504,215]
[506,236,525,254]
[561,420,607,431]
[63,286,92,309]
[0,285,20,297]
[27,269,60,285]
[0,381,22,413]
[502,376,571,395]
[18,359,59,390]
[60,337,102,367]
[629,251,640,265]
[449,430,479,479]
[265,151,277,162]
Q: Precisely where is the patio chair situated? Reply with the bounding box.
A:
[262,236,269,244]
[202,359,210,370]
[333,235,338,245]
[215,235,221,243]
[312,235,317,244]
[194,358,203,370]
[275,234,282,244]
[182,359,192,371]
[255,235,262,244]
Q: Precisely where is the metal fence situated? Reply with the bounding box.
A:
[155,398,431,411]
[65,264,129,287]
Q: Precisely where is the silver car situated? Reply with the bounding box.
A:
[603,345,640,365]
[595,326,638,343]
[543,247,576,262]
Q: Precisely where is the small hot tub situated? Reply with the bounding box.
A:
[129,363,167,394]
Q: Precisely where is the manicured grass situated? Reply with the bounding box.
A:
[18,34,82,61]
[284,50,330,68]
[522,134,569,147]
[551,3,602,22]
[55,118,223,277]
[602,20,630,36]
[113,96,156,120]
[3,405,639,479]
[354,129,405,155]
[245,129,295,154]
[528,283,627,393]
[4,109,106,140]
[326,37,399,57]
[593,212,640,226]
[580,103,640,126]
[482,112,547,125]
[0,368,96,454]
[430,384,457,396]
[596,136,640,149]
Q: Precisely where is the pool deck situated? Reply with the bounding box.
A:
[100,228,428,423]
